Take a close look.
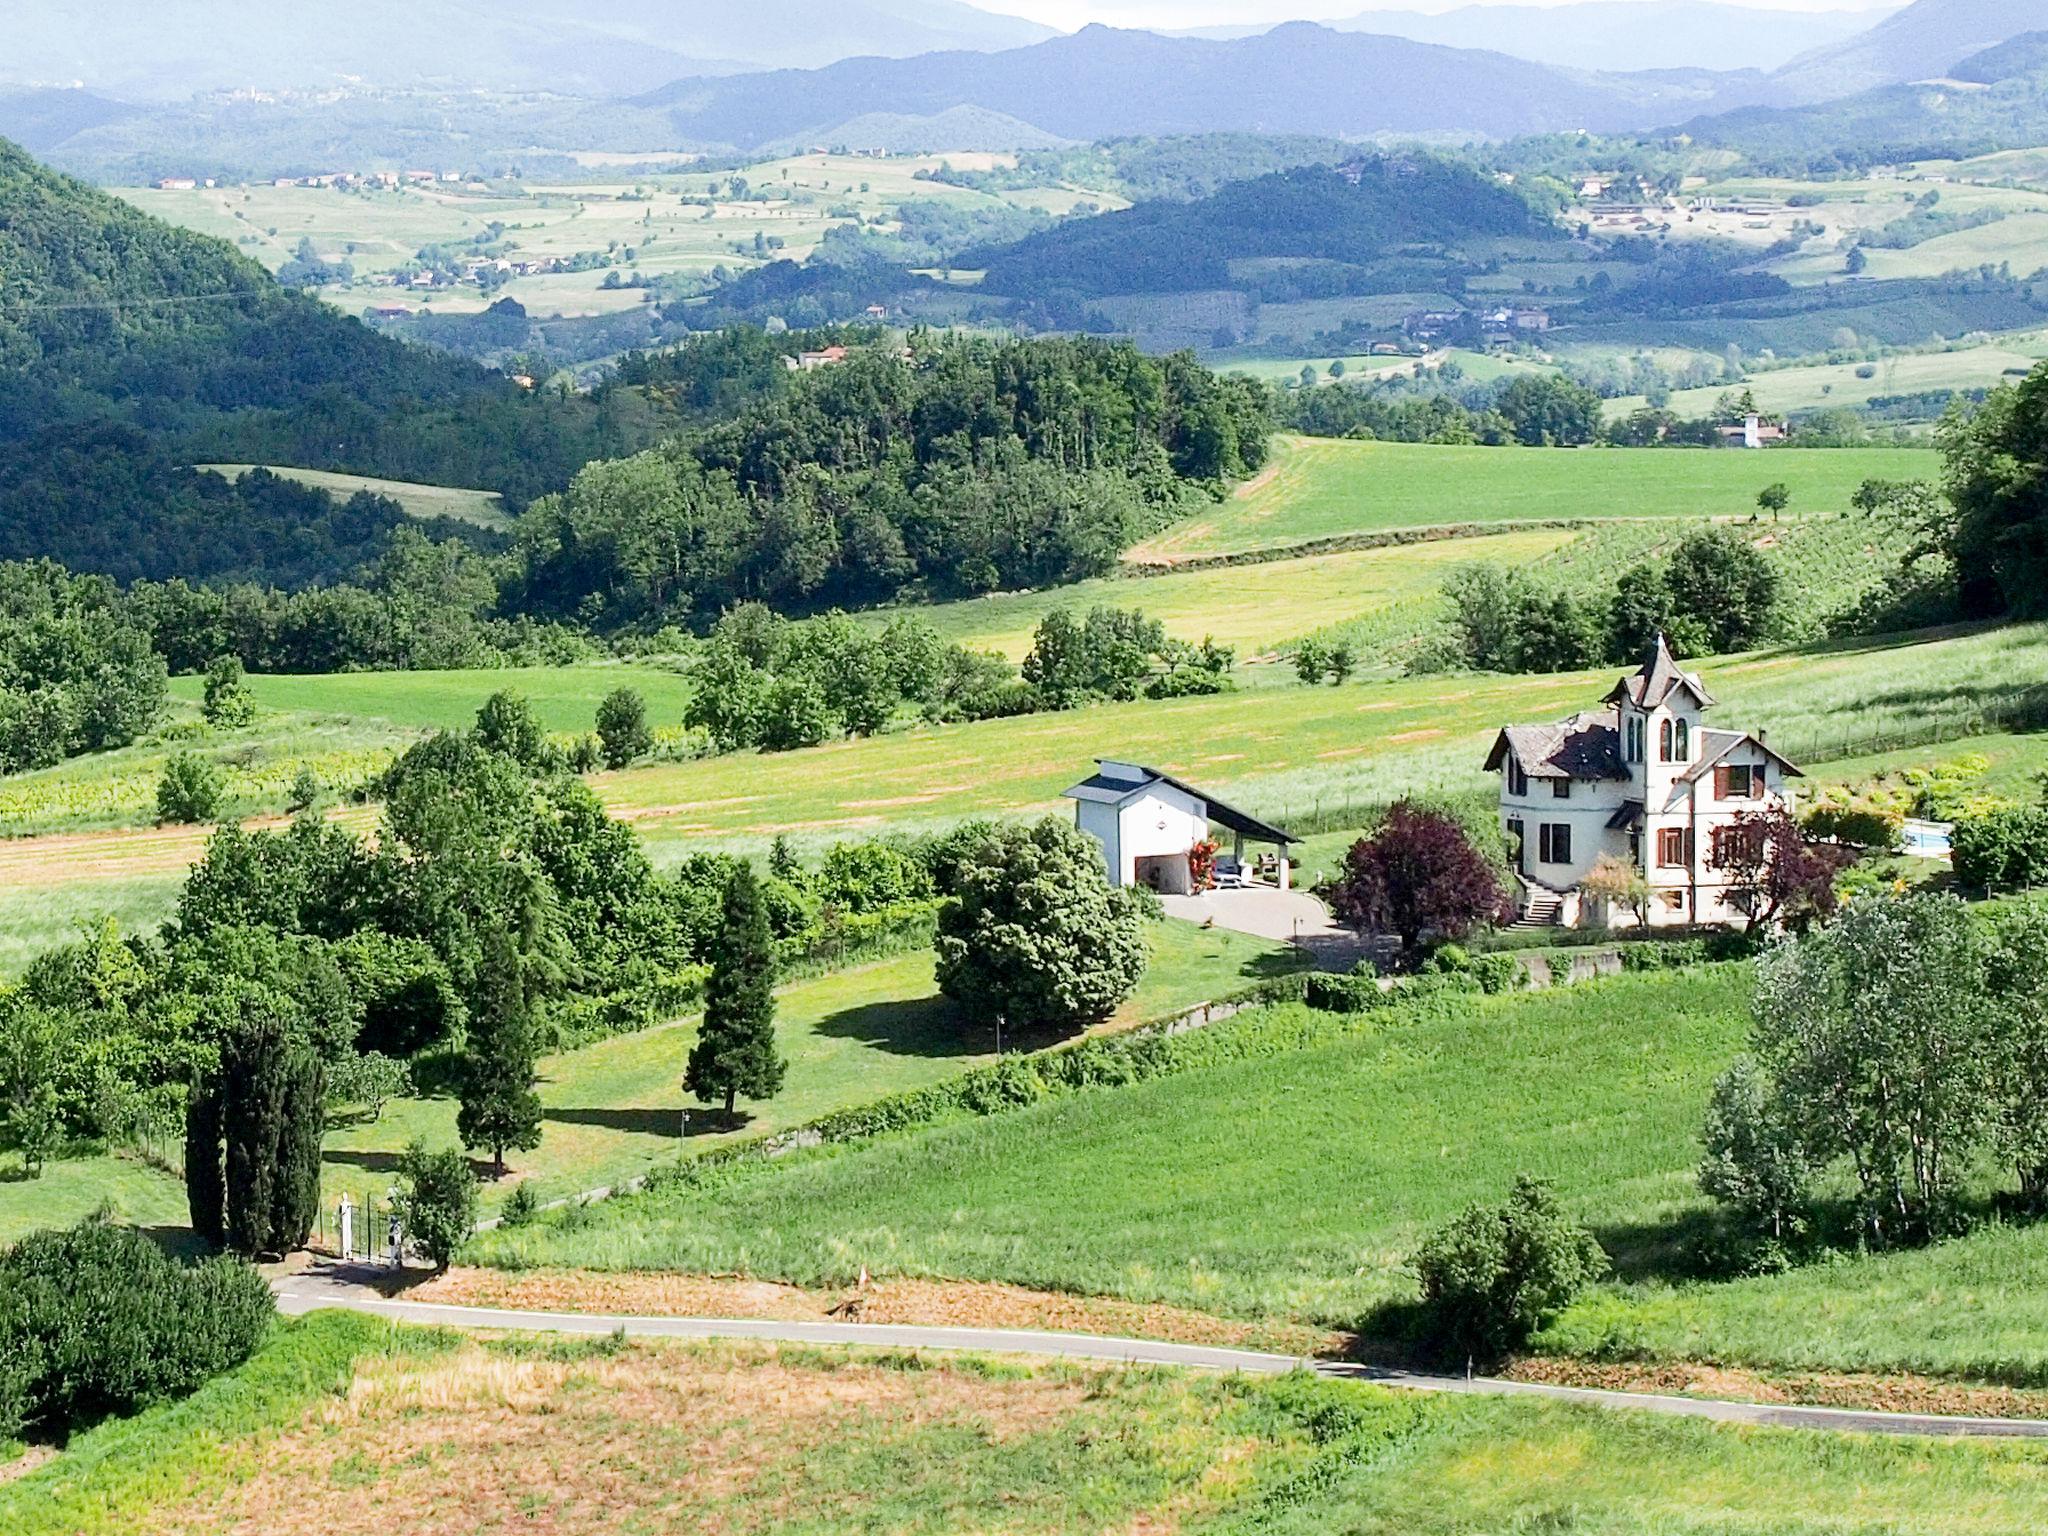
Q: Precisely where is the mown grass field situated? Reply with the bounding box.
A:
[473,970,1754,1323]
[196,465,511,528]
[19,1312,2048,1536]
[163,661,695,735]
[867,526,1577,660]
[472,952,2048,1389]
[1606,336,2048,422]
[11,919,1288,1243]
[1128,435,1939,561]
[8,622,2042,918]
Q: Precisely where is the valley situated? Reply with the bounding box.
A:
[8,2,2048,1529]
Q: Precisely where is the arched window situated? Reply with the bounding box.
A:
[1674,718,1690,761]
[1658,718,1673,761]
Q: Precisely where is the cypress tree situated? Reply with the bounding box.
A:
[183,1076,226,1246]
[221,1014,289,1257]
[276,1049,327,1251]
[457,925,543,1177]
[686,864,785,1117]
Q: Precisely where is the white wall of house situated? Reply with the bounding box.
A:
[1076,781,1209,889]
[1501,775,1630,892]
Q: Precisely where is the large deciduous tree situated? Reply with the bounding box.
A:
[1327,801,1512,955]
[935,817,1148,1032]
[686,864,785,1116]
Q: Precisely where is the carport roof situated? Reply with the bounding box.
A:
[1063,761,1299,845]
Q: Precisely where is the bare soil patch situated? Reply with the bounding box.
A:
[412,1266,1346,1357]
[1508,1356,2048,1421]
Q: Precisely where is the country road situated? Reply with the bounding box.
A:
[274,1270,2048,1441]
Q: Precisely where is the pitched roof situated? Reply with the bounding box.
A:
[1062,760,1298,844]
[1603,632,1715,711]
[1483,710,1628,782]
[1679,728,1805,782]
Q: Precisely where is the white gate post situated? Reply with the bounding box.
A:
[338,1194,354,1260]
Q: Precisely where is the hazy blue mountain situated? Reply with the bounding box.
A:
[0,89,136,153]
[1684,29,2048,164]
[0,0,1052,99]
[636,23,1767,151]
[1769,0,2046,104]
[1181,3,1894,75]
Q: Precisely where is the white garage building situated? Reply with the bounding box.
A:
[1063,759,1299,894]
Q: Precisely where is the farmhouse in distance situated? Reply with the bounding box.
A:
[1486,634,1803,928]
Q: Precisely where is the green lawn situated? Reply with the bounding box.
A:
[470,970,1754,1325]
[165,662,696,737]
[0,873,186,977]
[866,526,1576,660]
[196,465,510,528]
[22,1312,2048,1535]
[0,1147,189,1246]
[320,918,1291,1227]
[1128,435,1938,561]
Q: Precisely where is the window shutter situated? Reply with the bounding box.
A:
[1713,765,1729,798]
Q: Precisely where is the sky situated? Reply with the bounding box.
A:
[1003,0,1897,31]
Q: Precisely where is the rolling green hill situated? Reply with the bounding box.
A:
[1127,435,1939,561]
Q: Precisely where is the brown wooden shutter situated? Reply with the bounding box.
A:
[1713,765,1730,798]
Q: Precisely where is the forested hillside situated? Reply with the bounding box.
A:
[968,158,1557,300]
[513,335,1271,626]
[0,137,678,584]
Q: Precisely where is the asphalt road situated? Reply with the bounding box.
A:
[273,1269,2048,1441]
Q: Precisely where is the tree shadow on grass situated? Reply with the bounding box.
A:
[811,993,981,1059]
[544,1105,750,1138]
[323,1148,406,1176]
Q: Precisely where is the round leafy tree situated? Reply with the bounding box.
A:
[1327,800,1512,954]
[934,817,1147,1032]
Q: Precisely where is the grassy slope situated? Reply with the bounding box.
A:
[164,662,696,735]
[11,919,1285,1244]
[0,1147,190,1246]
[1129,435,1939,561]
[196,465,510,528]
[471,971,1753,1325]
[18,1315,2048,1535]
[862,527,1576,660]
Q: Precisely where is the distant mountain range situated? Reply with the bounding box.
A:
[0,0,1053,99]
[1686,29,2048,163]
[1179,3,1894,76]
[1768,0,2047,104]
[634,23,1766,150]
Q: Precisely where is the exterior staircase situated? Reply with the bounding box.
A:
[1513,889,1564,930]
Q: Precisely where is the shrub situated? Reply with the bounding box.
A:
[1304,972,1385,1014]
[1698,1056,1813,1242]
[1415,1175,1608,1362]
[156,752,225,825]
[1952,805,2048,890]
[595,687,653,769]
[0,1217,273,1442]
[1802,798,1904,851]
[501,1180,542,1228]
[394,1142,478,1272]
[200,655,257,728]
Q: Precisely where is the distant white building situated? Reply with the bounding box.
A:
[1063,760,1298,895]
[1484,636,1803,929]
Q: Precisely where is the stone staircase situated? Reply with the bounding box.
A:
[1512,889,1564,930]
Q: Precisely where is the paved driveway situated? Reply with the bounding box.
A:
[1161,888,1380,971]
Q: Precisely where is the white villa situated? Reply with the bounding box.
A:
[1063,760,1299,895]
[1483,635,1803,929]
